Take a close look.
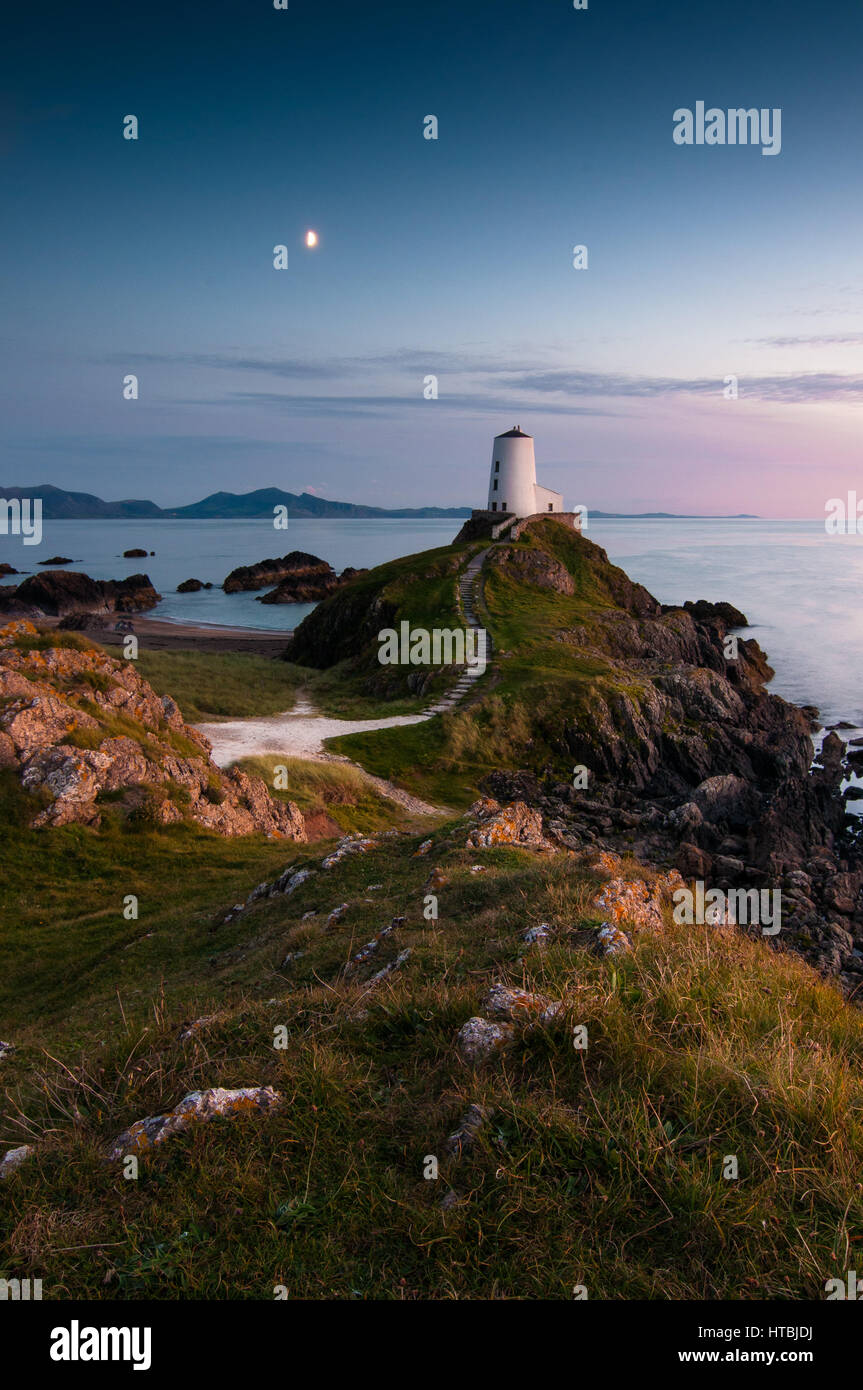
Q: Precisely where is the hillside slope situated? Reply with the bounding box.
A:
[1,808,861,1299]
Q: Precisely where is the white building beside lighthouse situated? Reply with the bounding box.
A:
[487,426,563,517]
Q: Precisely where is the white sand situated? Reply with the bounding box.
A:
[196,697,430,766]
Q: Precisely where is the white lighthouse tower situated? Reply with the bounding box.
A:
[487,426,563,518]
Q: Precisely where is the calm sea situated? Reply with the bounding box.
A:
[2,516,861,729]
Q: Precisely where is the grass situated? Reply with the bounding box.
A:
[234,755,416,835]
[133,651,297,721]
[2,797,862,1299]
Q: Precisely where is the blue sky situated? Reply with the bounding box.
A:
[2,0,862,514]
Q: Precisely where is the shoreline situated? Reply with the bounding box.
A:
[44,613,294,655]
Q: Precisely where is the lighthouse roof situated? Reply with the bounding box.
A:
[495,426,532,439]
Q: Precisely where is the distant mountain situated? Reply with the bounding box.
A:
[163,489,472,520]
[0,484,162,519]
[0,484,758,521]
[0,484,471,520]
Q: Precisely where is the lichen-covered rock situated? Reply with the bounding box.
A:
[224,865,316,922]
[0,619,38,649]
[413,838,433,856]
[3,693,100,756]
[587,849,624,878]
[0,622,305,840]
[366,947,411,988]
[321,834,380,869]
[107,1086,282,1161]
[456,1016,514,1064]
[178,1016,218,1043]
[592,868,684,935]
[596,922,632,956]
[0,1144,33,1179]
[523,923,552,946]
[425,866,449,892]
[483,983,563,1025]
[466,800,551,851]
[343,917,403,975]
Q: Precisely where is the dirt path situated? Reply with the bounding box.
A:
[194,546,501,819]
[196,697,450,817]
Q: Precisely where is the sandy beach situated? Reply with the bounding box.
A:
[45,614,292,656]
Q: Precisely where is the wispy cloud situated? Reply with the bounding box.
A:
[745,333,863,347]
[104,348,863,407]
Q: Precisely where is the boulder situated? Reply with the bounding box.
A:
[0,1144,33,1179]
[466,799,551,850]
[691,775,762,827]
[592,868,683,935]
[483,983,563,1025]
[456,1017,514,1065]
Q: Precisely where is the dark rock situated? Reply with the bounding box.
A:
[177,578,205,593]
[0,570,160,618]
[677,842,712,878]
[682,598,748,627]
[122,548,148,558]
[0,564,19,576]
[225,551,334,595]
[38,556,74,565]
[57,613,109,630]
[691,775,762,827]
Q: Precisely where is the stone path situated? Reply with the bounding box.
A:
[420,546,493,715]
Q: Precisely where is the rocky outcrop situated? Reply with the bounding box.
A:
[258,562,368,604]
[224,551,349,598]
[466,798,552,851]
[489,545,575,595]
[122,548,148,558]
[0,570,160,618]
[108,1086,281,1161]
[0,620,306,838]
[177,578,212,592]
[281,548,462,670]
